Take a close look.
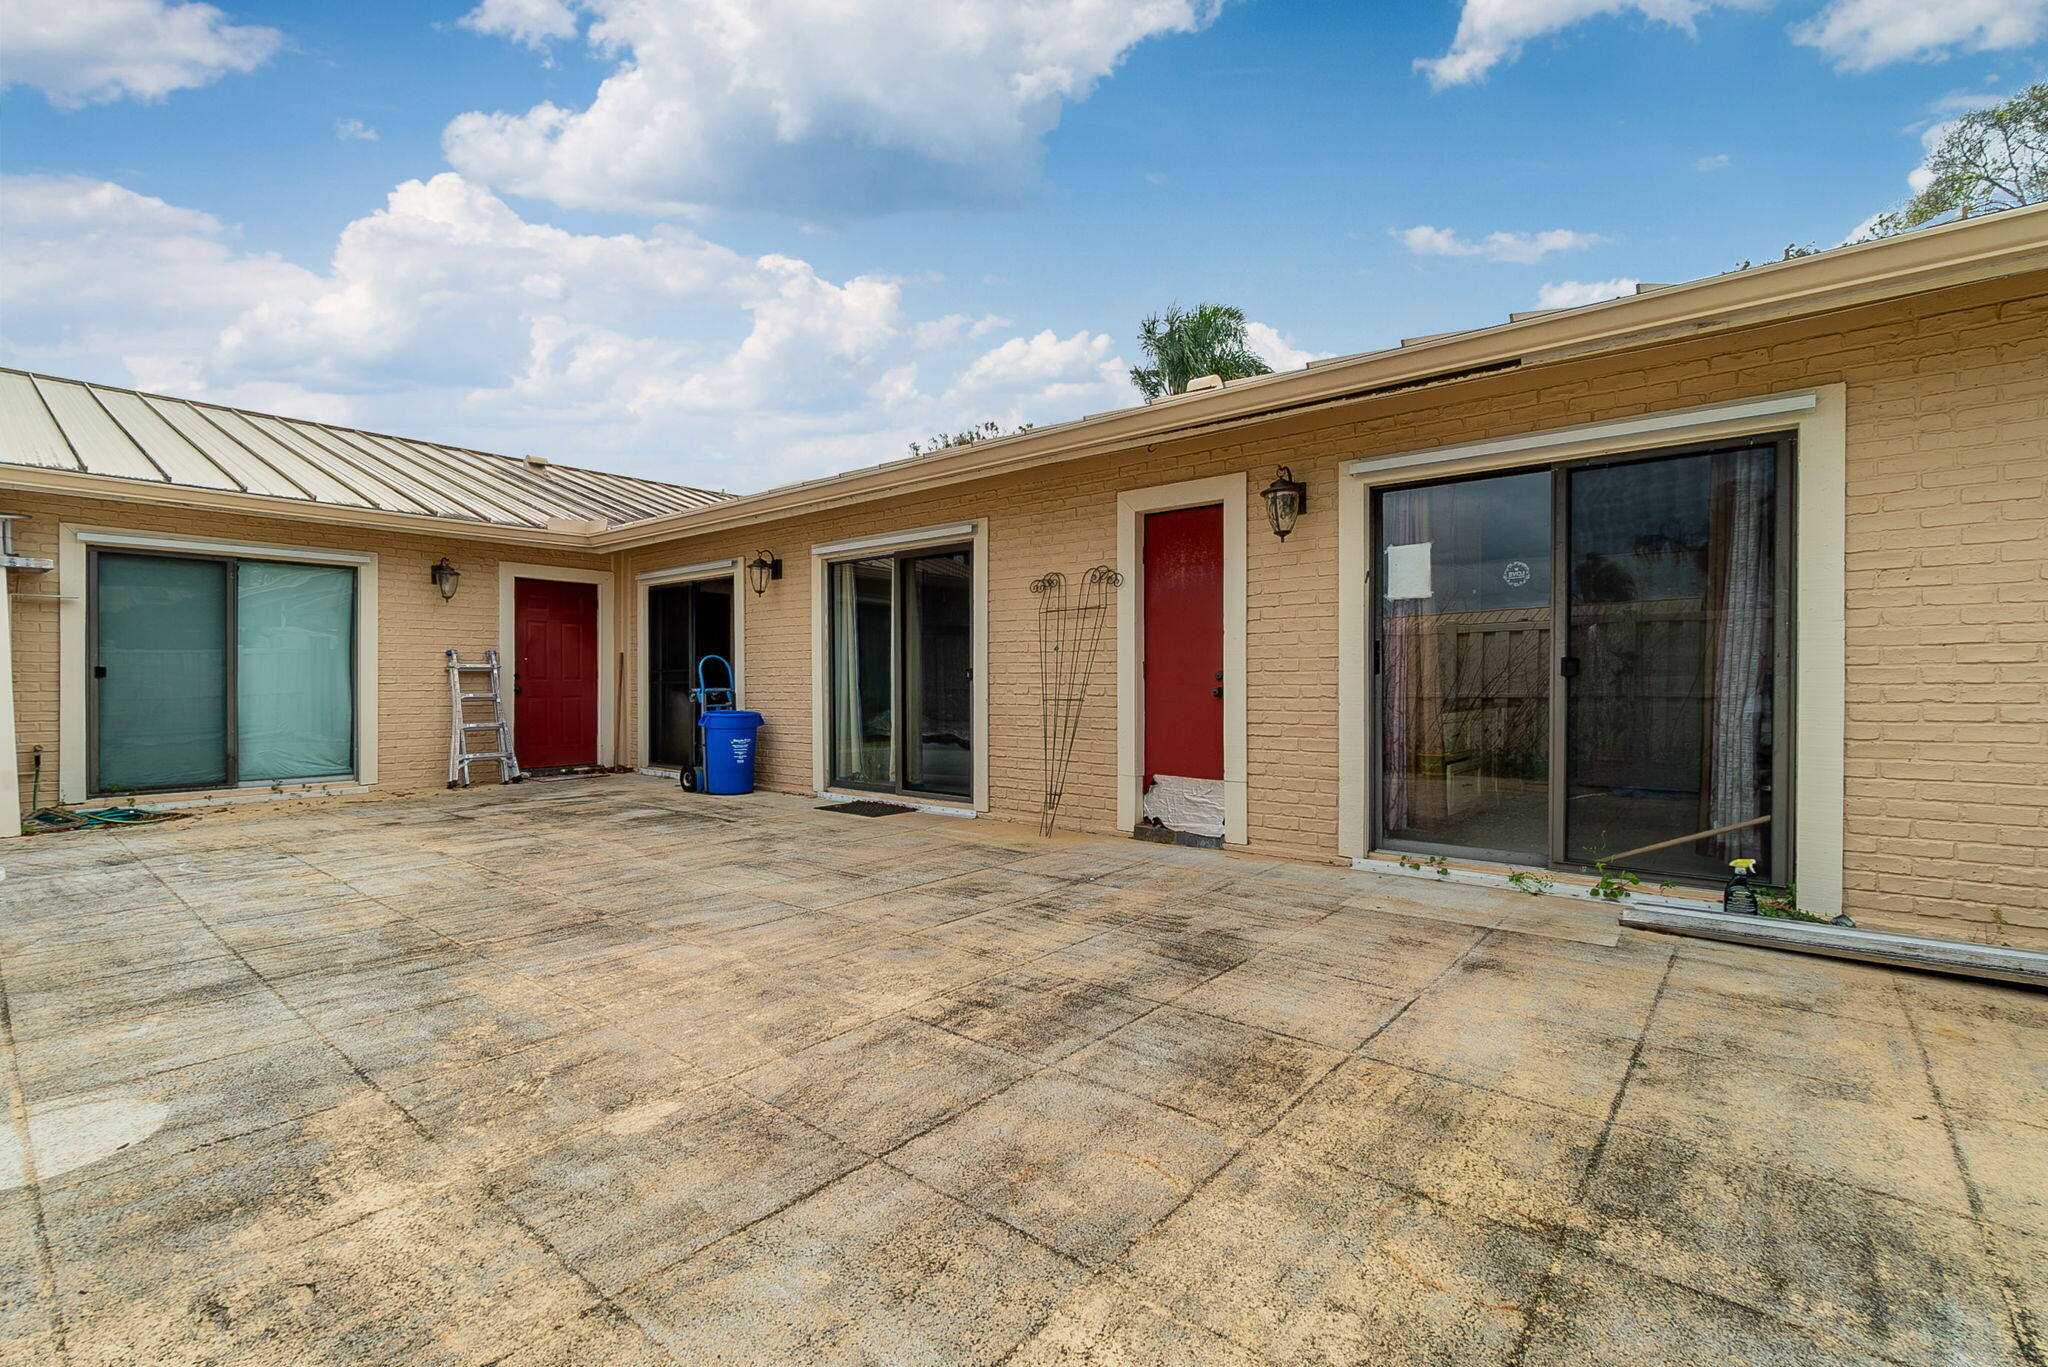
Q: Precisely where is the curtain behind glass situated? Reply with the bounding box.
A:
[904,552,972,797]
[236,562,355,781]
[1704,449,1776,864]
[95,552,229,791]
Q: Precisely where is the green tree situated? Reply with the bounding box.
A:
[1871,83,2047,236]
[1128,302,1273,400]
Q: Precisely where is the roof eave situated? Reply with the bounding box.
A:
[0,464,606,548]
[594,203,2048,551]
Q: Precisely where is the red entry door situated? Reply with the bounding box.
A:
[514,578,599,770]
[1143,505,1224,788]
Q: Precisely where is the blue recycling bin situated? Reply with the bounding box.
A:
[699,710,764,794]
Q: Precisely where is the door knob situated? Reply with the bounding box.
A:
[1211,686,1224,698]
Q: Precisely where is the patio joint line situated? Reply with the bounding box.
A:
[111,832,669,1350]
[1497,942,1677,1367]
[1893,977,2047,1367]
[0,956,66,1354]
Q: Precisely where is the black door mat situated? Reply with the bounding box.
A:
[823,800,917,817]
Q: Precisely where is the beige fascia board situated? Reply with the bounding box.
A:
[596,206,2048,552]
[0,466,603,549]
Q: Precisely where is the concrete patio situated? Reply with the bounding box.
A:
[1,777,2040,1366]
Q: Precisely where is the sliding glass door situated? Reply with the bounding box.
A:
[828,544,973,799]
[91,550,356,794]
[94,553,232,792]
[647,577,734,770]
[1564,444,1781,879]
[1374,436,1789,882]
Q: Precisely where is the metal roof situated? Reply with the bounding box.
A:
[0,368,730,530]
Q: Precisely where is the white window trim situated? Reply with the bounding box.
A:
[1336,384,1847,912]
[57,523,381,804]
[811,522,979,559]
[499,562,617,769]
[809,519,989,812]
[634,557,745,770]
[1116,473,1249,845]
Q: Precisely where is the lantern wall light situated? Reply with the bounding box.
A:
[429,557,461,601]
[1260,466,1308,540]
[745,551,783,596]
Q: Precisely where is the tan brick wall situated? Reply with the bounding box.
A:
[7,271,2043,947]
[617,270,2048,948]
[1,491,609,803]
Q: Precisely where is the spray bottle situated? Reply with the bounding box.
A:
[1724,858,1759,915]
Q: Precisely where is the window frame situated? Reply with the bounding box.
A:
[823,540,975,800]
[1367,430,1796,886]
[86,545,360,796]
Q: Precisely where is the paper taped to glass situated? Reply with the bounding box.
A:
[1385,542,1433,600]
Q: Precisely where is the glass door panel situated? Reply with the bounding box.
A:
[94,552,230,791]
[1378,470,1551,861]
[237,561,355,781]
[903,551,972,798]
[647,582,697,769]
[647,578,733,770]
[830,557,896,787]
[1564,445,1779,879]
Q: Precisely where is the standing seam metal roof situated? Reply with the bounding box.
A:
[0,368,730,529]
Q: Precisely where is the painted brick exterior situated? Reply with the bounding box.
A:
[7,270,2044,948]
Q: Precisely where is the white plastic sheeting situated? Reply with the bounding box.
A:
[1143,774,1225,838]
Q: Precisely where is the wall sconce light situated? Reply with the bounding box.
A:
[745,551,783,596]
[429,557,461,601]
[1260,466,1308,540]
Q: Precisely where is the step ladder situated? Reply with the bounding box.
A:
[446,649,521,787]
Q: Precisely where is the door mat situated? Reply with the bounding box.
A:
[823,800,917,818]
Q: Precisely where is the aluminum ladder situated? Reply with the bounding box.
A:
[446,649,521,786]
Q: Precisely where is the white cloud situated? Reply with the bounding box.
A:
[1792,0,2048,70]
[0,0,282,107]
[1397,225,1606,263]
[1416,1,1737,89]
[1418,0,2045,86]
[443,0,1227,215]
[1694,152,1733,171]
[1244,322,1330,371]
[912,313,1013,348]
[334,118,379,143]
[460,0,580,49]
[0,173,1136,489]
[1536,277,1640,308]
[0,174,319,370]
[948,330,1124,401]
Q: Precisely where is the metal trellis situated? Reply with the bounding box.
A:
[1031,564,1122,835]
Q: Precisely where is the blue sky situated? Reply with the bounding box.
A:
[3,0,2042,489]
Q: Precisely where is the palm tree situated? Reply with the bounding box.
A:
[1129,303,1273,400]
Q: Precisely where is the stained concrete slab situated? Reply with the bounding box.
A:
[890,1071,1241,1263]
[1,776,2038,1366]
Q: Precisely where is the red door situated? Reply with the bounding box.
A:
[1143,505,1224,788]
[514,578,599,770]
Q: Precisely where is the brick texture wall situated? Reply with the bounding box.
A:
[1,491,608,802]
[7,270,2043,946]
[617,271,2047,948]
